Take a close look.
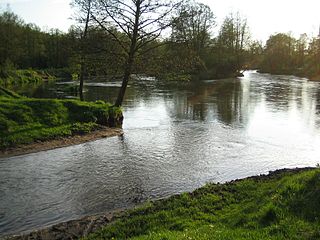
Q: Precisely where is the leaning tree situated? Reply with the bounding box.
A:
[90,0,182,106]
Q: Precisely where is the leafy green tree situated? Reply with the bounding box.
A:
[305,36,320,79]
[260,33,297,74]
[0,11,24,66]
[171,0,215,56]
[246,40,263,69]
[295,33,308,69]
[216,12,250,75]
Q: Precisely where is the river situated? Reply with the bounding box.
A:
[1,71,320,236]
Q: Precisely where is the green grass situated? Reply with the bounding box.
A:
[84,168,320,240]
[0,69,54,86]
[0,87,21,98]
[0,90,122,149]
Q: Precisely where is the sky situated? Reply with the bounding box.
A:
[1,0,320,42]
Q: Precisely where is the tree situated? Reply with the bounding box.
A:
[260,33,297,74]
[171,0,215,56]
[295,33,308,68]
[71,0,93,100]
[90,0,181,106]
[217,12,250,74]
[305,36,320,79]
[0,10,24,66]
[247,40,263,69]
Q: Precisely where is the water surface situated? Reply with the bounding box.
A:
[1,71,320,236]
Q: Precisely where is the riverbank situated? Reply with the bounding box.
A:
[0,69,55,86]
[0,88,123,154]
[0,126,123,158]
[5,167,319,240]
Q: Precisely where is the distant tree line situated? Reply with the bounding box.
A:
[0,11,74,70]
[0,9,125,79]
[255,33,320,80]
[1,1,319,105]
[0,1,251,82]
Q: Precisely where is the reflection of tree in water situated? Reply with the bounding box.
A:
[262,80,292,111]
[192,103,207,121]
[314,86,320,128]
[13,81,57,99]
[170,79,251,126]
[83,80,157,104]
[250,74,320,130]
[316,87,320,114]
[215,79,245,126]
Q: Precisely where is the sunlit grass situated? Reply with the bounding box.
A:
[84,168,320,240]
[0,90,122,149]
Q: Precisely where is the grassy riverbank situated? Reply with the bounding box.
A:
[0,88,122,150]
[83,168,320,240]
[0,68,56,86]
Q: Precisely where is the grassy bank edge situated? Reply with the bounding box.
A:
[0,126,123,158]
[0,69,56,86]
[5,167,320,240]
[0,88,123,151]
[83,167,320,240]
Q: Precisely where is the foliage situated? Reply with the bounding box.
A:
[0,93,122,149]
[0,10,74,70]
[86,0,183,106]
[0,4,251,88]
[304,37,320,80]
[259,33,320,79]
[1,2,319,88]
[84,168,320,240]
[171,0,215,56]
[259,33,298,74]
[0,68,53,86]
[0,86,21,98]
[246,40,264,69]
[215,12,250,76]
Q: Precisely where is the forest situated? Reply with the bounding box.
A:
[1,1,319,92]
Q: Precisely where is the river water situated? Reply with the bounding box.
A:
[1,71,320,236]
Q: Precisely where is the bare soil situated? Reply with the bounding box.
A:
[4,210,125,240]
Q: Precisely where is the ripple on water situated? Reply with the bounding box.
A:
[1,71,320,236]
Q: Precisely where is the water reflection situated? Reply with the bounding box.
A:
[1,71,320,236]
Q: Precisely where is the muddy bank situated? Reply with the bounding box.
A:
[3,210,125,240]
[0,127,123,158]
[3,167,316,240]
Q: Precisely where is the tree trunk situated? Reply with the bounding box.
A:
[78,0,91,101]
[114,56,134,107]
[79,63,85,101]
[114,0,141,107]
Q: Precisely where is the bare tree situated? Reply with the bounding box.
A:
[91,0,182,106]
